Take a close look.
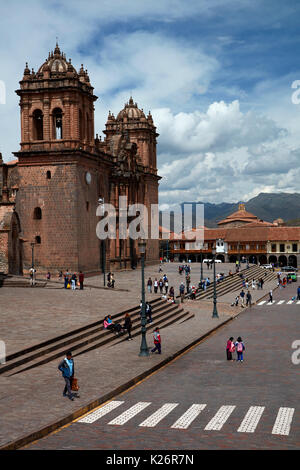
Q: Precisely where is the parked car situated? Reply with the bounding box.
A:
[261,264,273,269]
[202,259,222,263]
[281,266,298,272]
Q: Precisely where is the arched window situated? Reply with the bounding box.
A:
[53,108,63,139]
[46,170,51,179]
[33,109,43,140]
[35,236,41,244]
[33,207,42,220]
[79,109,84,141]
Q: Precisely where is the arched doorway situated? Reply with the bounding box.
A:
[8,211,23,275]
[288,255,297,268]
[216,254,225,262]
[259,255,267,265]
[229,255,237,263]
[179,255,187,263]
[189,254,196,263]
[278,255,287,267]
[250,255,257,264]
[269,255,277,266]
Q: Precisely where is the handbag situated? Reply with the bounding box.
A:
[71,377,79,391]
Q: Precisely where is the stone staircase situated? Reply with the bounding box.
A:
[0,297,193,377]
[192,265,278,301]
[0,273,47,288]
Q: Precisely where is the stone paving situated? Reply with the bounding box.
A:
[0,263,278,449]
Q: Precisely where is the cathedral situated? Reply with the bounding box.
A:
[0,43,160,275]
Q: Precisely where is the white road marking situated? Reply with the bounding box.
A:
[78,400,124,423]
[257,301,266,305]
[204,405,236,431]
[267,301,275,305]
[237,406,265,433]
[108,402,151,425]
[272,407,295,436]
[139,403,178,427]
[287,300,294,304]
[297,301,300,305]
[277,300,285,305]
[171,404,207,429]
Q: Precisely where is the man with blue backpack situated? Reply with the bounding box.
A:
[58,351,79,401]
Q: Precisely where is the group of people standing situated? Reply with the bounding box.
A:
[63,270,85,290]
[226,337,245,362]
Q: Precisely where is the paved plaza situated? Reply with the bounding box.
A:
[0,262,289,449]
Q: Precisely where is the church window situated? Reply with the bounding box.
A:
[46,170,51,179]
[33,207,42,220]
[53,108,63,139]
[33,109,43,140]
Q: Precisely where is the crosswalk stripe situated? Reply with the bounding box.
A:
[204,405,236,431]
[171,404,207,429]
[277,300,285,305]
[297,301,300,304]
[267,302,275,305]
[257,301,266,305]
[108,402,151,425]
[139,403,178,427]
[272,407,295,436]
[237,406,265,433]
[78,400,124,423]
[287,300,294,304]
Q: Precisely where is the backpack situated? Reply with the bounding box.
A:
[237,342,243,352]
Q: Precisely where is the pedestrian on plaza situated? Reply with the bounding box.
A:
[147,277,153,293]
[64,271,69,289]
[235,337,245,362]
[269,289,273,303]
[164,278,169,294]
[297,286,300,301]
[240,289,245,307]
[226,337,235,361]
[78,271,84,290]
[159,278,164,294]
[252,279,256,290]
[151,328,161,354]
[179,281,185,303]
[46,271,51,281]
[71,273,77,290]
[123,313,133,340]
[58,351,79,401]
[146,302,153,323]
[29,267,36,287]
[154,278,158,294]
[58,270,63,281]
[246,290,252,307]
[110,273,115,288]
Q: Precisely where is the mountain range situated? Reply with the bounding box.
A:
[187,192,300,227]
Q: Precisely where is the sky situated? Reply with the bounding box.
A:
[0,0,300,209]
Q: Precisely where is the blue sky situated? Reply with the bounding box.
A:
[0,0,300,207]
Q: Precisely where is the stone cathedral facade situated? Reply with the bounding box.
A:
[0,43,160,275]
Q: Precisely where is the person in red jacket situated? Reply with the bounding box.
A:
[151,328,161,354]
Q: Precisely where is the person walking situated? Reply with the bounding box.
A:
[240,289,245,307]
[147,277,153,293]
[79,271,84,290]
[164,278,169,295]
[235,337,245,362]
[159,278,163,294]
[123,313,133,340]
[226,337,235,361]
[146,302,153,323]
[110,273,115,288]
[154,278,158,294]
[269,289,273,303]
[246,290,252,307]
[151,328,161,354]
[179,282,185,303]
[29,267,36,287]
[58,351,79,401]
[71,273,77,290]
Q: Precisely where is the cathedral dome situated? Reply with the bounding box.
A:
[116,97,146,121]
[37,43,77,76]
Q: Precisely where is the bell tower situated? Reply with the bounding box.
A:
[17,43,97,154]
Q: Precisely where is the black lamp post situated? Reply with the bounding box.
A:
[212,248,219,318]
[200,251,203,283]
[138,239,149,357]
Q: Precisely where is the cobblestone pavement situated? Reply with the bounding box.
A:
[25,283,300,450]
[0,262,279,448]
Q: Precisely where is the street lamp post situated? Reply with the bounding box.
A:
[212,248,219,318]
[98,197,106,287]
[138,239,149,357]
[200,251,203,283]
